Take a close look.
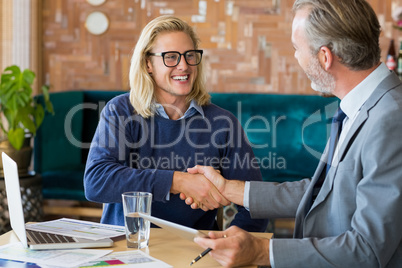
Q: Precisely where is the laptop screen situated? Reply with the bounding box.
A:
[2,152,29,248]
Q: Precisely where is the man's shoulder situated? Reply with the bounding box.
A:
[105,93,131,108]
[372,80,402,113]
[102,93,134,115]
[364,82,402,132]
[108,92,130,104]
[202,103,237,118]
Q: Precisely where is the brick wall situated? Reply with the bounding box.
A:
[42,0,401,94]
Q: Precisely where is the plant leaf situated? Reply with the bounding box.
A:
[18,107,36,134]
[33,104,45,130]
[0,65,54,147]
[22,69,35,85]
[1,65,21,83]
[3,109,17,129]
[8,128,25,150]
[0,65,31,111]
[41,85,55,114]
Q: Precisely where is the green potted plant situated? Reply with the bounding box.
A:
[0,65,54,176]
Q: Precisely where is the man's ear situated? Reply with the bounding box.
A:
[318,46,333,71]
[146,58,153,74]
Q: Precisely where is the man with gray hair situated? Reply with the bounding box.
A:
[187,0,402,266]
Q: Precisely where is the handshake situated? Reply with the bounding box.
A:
[172,165,246,211]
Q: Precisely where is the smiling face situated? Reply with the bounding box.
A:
[146,31,198,104]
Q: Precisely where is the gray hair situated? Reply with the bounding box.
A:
[293,0,381,71]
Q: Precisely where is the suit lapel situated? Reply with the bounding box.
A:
[334,72,400,167]
[307,73,400,212]
[294,145,328,234]
[334,111,367,163]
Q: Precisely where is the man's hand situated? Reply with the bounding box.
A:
[193,226,271,267]
[187,165,227,193]
[182,165,246,208]
[171,171,230,211]
[181,165,228,209]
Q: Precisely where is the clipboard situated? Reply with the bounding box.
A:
[138,213,208,241]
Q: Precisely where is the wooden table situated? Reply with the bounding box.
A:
[0,228,272,267]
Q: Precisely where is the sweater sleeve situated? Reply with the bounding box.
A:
[220,113,269,232]
[84,96,174,204]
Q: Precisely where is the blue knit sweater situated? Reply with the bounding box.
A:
[84,93,268,231]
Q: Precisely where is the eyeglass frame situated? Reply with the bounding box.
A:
[147,49,203,67]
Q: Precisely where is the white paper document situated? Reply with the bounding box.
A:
[25,218,125,240]
[0,242,112,268]
[76,251,172,268]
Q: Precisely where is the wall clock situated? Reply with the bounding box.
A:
[86,0,106,6]
[85,11,109,35]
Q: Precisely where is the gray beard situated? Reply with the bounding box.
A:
[306,56,335,94]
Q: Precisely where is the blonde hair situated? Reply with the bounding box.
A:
[129,15,210,118]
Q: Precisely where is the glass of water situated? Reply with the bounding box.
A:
[122,192,152,249]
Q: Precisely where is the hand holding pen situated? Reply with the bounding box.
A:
[193,226,271,267]
[190,234,227,266]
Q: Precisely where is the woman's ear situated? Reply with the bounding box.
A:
[318,46,333,71]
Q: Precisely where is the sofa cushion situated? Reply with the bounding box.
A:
[210,93,339,182]
[41,170,86,200]
[34,91,338,201]
[34,91,85,173]
[81,91,127,163]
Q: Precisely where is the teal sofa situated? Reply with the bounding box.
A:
[34,91,338,202]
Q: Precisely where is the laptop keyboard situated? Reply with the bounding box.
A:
[27,229,76,244]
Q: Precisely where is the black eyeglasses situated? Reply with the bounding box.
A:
[148,50,203,67]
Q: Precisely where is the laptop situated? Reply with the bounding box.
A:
[2,152,114,250]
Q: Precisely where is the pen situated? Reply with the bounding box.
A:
[190,247,212,266]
